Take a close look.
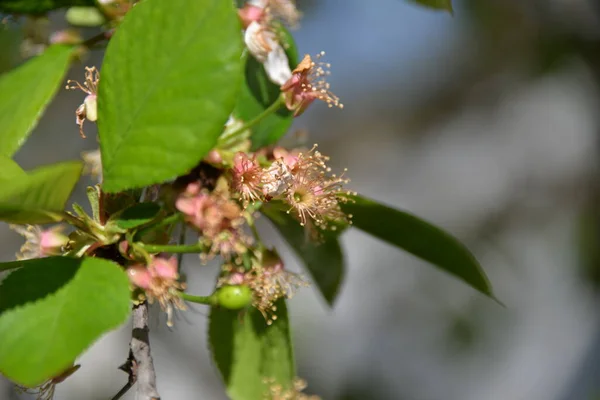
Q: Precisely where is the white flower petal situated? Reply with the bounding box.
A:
[264,45,292,85]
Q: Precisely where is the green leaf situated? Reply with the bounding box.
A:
[341,195,494,297]
[0,157,25,181]
[209,300,295,400]
[262,205,344,306]
[235,27,298,150]
[111,202,161,230]
[0,161,82,223]
[408,0,453,13]
[98,0,243,192]
[0,45,74,157]
[0,257,131,386]
[0,0,94,13]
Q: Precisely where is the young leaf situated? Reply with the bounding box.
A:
[209,300,295,400]
[0,157,26,181]
[0,45,74,157]
[0,161,82,223]
[341,195,494,297]
[262,206,345,306]
[110,202,161,230]
[0,257,131,387]
[235,27,298,150]
[98,0,243,192]
[408,0,453,13]
[0,0,94,13]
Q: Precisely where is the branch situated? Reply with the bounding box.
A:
[130,302,161,400]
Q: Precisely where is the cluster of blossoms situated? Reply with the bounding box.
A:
[232,145,353,230]
[175,180,252,261]
[126,256,186,327]
[218,249,308,324]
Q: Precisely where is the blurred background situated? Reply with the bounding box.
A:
[3,0,600,398]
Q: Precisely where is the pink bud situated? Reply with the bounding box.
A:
[127,265,152,289]
[151,257,178,280]
[185,182,202,195]
[39,229,69,254]
[205,149,223,164]
[238,5,265,28]
[175,196,198,216]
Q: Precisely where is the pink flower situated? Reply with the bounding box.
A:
[10,225,69,260]
[231,152,264,204]
[238,4,265,28]
[281,53,343,116]
[151,256,178,280]
[127,256,185,327]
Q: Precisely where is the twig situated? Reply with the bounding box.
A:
[130,302,161,400]
[111,351,137,400]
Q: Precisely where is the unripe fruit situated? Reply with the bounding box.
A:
[216,285,252,310]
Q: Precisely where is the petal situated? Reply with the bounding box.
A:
[264,45,292,86]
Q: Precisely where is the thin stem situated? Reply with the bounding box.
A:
[179,292,217,306]
[226,95,285,138]
[141,243,207,254]
[176,224,187,271]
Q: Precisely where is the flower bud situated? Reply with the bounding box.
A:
[127,265,152,290]
[151,257,178,280]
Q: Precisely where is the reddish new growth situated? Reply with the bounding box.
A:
[281,52,343,116]
[66,66,99,138]
[127,256,185,327]
[175,182,251,260]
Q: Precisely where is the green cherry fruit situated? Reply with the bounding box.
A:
[216,285,252,310]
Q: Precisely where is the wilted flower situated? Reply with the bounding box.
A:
[81,149,102,180]
[127,256,185,327]
[281,52,343,116]
[176,185,250,259]
[66,66,99,138]
[245,250,308,324]
[261,158,294,198]
[10,225,69,260]
[240,0,301,29]
[244,21,292,85]
[273,145,352,229]
[266,0,302,28]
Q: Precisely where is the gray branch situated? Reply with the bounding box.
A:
[131,301,161,400]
